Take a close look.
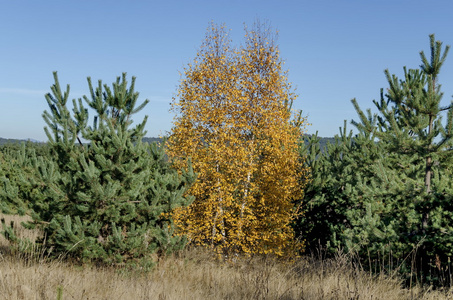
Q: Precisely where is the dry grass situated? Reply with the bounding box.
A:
[0,215,452,300]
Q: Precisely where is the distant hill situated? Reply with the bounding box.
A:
[302,134,336,153]
[0,137,165,147]
[0,137,43,146]
[1,136,337,152]
[142,137,163,144]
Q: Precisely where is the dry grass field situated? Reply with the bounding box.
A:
[0,214,452,300]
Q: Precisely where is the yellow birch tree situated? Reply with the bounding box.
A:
[167,22,307,256]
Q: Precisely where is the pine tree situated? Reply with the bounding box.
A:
[300,35,453,285]
[9,72,196,266]
[367,34,452,194]
[360,34,453,282]
[168,22,307,256]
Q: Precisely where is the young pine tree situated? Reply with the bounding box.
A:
[300,35,453,285]
[168,22,307,256]
[18,73,195,266]
[367,34,452,196]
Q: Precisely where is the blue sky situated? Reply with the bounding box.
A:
[1,0,453,141]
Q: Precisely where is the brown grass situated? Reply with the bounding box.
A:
[0,214,452,300]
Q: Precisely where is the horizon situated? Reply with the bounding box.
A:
[1,1,453,142]
[0,132,336,144]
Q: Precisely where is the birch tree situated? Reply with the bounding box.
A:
[168,22,307,256]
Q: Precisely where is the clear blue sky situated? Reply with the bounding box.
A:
[1,0,453,141]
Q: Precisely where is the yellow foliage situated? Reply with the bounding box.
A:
[168,22,309,257]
